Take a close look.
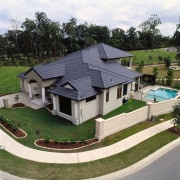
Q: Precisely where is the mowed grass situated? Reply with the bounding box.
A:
[130,48,177,65]
[132,64,180,79]
[0,66,29,95]
[0,130,178,180]
[0,107,96,149]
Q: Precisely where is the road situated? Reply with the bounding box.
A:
[119,144,180,180]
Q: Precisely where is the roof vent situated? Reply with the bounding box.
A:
[111,78,114,83]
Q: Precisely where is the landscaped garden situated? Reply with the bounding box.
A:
[0,107,96,150]
[0,98,146,150]
[0,130,178,180]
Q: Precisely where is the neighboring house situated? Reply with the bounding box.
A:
[18,43,142,125]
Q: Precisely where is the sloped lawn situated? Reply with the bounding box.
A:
[0,107,95,149]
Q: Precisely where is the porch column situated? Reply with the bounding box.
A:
[52,95,56,111]
[28,84,32,99]
[129,57,132,69]
[42,87,45,104]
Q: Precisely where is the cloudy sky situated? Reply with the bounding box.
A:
[0,0,179,36]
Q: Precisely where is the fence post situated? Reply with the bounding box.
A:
[147,102,153,120]
[95,118,104,141]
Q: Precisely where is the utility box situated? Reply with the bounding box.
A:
[3,99,9,108]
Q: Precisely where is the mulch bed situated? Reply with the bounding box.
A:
[12,103,26,108]
[0,119,26,138]
[168,127,180,136]
[45,103,53,111]
[36,138,99,150]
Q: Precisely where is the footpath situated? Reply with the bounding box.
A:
[0,120,175,164]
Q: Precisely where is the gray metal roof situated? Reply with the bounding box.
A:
[97,43,133,59]
[23,43,141,101]
[33,63,65,80]
[49,77,101,101]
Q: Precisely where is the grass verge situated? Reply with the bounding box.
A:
[0,130,178,180]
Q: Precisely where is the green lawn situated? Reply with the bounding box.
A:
[130,48,177,65]
[132,64,180,79]
[0,130,178,180]
[0,107,95,149]
[0,66,29,95]
[103,99,146,119]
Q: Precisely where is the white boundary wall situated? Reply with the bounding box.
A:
[96,99,180,140]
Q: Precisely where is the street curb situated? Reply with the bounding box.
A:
[88,138,180,180]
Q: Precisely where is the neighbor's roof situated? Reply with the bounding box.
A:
[20,43,141,101]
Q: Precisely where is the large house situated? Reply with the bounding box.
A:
[18,43,141,125]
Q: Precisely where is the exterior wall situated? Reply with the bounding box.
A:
[25,69,57,91]
[99,86,123,115]
[99,83,131,116]
[26,70,42,87]
[96,106,149,140]
[52,83,133,125]
[148,99,180,119]
[95,98,180,140]
[79,96,100,124]
[20,78,28,93]
[52,94,100,125]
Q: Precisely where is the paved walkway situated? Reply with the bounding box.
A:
[0,120,172,164]
[0,92,43,109]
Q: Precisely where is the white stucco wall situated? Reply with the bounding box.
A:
[79,96,100,124]
[100,84,131,116]
[95,98,180,140]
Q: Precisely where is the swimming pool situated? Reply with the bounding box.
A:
[144,87,180,101]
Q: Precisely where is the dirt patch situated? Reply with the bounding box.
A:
[35,138,99,150]
[0,119,26,138]
[168,127,180,136]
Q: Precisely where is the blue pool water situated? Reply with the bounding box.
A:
[144,88,179,101]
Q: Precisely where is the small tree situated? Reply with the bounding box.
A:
[166,69,174,86]
[171,102,180,130]
[136,61,144,73]
[14,94,20,104]
[152,67,158,77]
[164,57,171,68]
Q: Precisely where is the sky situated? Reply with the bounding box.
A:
[0,0,179,36]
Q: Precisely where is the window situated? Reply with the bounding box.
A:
[117,85,122,99]
[59,96,72,116]
[86,95,96,102]
[106,89,109,102]
[123,84,128,96]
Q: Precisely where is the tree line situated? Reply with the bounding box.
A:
[0,12,180,63]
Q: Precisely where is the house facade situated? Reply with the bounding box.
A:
[18,43,141,125]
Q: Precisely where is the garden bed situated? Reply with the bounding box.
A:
[168,127,180,136]
[35,138,99,150]
[12,103,26,108]
[0,118,26,138]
